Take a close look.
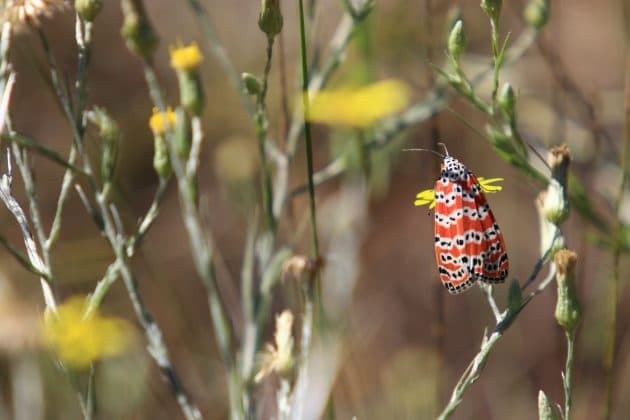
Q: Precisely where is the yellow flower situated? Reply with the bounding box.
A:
[254,310,295,383]
[169,42,203,72]
[149,107,177,136]
[414,177,504,208]
[1,0,66,28]
[43,296,135,369]
[305,79,411,127]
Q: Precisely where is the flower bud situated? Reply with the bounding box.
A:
[497,82,516,119]
[536,192,566,256]
[173,107,191,160]
[480,0,502,22]
[554,249,581,334]
[242,72,262,96]
[448,20,465,63]
[76,0,103,21]
[541,179,569,225]
[153,135,171,180]
[120,0,158,59]
[88,107,119,184]
[177,71,205,116]
[524,0,550,30]
[538,390,560,420]
[258,0,283,40]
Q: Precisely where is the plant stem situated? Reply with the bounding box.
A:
[602,20,629,418]
[297,0,321,304]
[563,331,575,420]
[256,37,277,233]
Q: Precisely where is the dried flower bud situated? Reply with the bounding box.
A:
[549,145,570,186]
[448,20,466,63]
[524,0,550,30]
[120,0,158,59]
[538,390,560,420]
[258,0,283,39]
[480,0,502,22]
[75,0,103,21]
[497,82,516,119]
[281,255,325,283]
[254,310,295,383]
[242,72,262,96]
[554,249,581,334]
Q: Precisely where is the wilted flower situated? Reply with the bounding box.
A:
[43,296,135,369]
[305,79,411,127]
[414,177,504,209]
[255,310,295,383]
[2,0,66,27]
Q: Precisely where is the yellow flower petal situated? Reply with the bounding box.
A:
[479,177,504,193]
[149,107,177,136]
[306,79,411,127]
[414,189,436,209]
[170,42,203,72]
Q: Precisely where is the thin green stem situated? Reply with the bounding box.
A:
[563,331,575,420]
[490,18,500,109]
[602,22,630,419]
[256,37,277,232]
[297,0,321,300]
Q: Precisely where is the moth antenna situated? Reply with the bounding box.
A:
[436,142,449,156]
[402,148,445,159]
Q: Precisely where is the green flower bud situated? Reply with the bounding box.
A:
[75,0,103,21]
[176,70,205,116]
[121,0,158,59]
[153,135,171,180]
[258,0,283,39]
[541,179,569,225]
[497,82,516,119]
[88,107,119,184]
[445,6,462,37]
[242,72,262,96]
[524,0,550,30]
[554,249,581,334]
[481,0,502,22]
[536,192,566,256]
[538,390,559,420]
[173,107,191,160]
[448,20,466,62]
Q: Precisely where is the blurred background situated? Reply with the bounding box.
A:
[0,0,628,419]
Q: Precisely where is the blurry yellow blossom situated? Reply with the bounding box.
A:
[305,79,411,127]
[170,43,203,72]
[43,296,135,369]
[414,177,504,208]
[255,310,294,383]
[149,107,177,136]
[1,0,66,27]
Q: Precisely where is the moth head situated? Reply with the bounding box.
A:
[441,156,469,181]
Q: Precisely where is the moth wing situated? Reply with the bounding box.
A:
[466,173,509,284]
[434,177,476,294]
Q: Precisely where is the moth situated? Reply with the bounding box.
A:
[432,150,509,294]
